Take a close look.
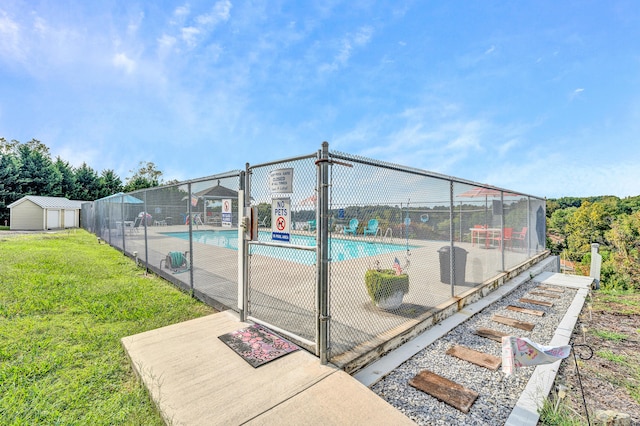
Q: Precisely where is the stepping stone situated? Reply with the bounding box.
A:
[446,345,501,370]
[474,327,509,343]
[408,370,479,413]
[519,297,554,307]
[492,314,535,331]
[528,291,561,299]
[537,285,565,293]
[507,305,545,317]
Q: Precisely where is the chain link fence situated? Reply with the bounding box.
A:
[82,172,242,311]
[81,143,546,369]
[245,154,320,351]
[325,150,546,366]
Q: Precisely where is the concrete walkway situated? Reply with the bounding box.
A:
[121,310,415,425]
[122,270,593,426]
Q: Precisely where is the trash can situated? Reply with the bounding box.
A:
[438,246,468,285]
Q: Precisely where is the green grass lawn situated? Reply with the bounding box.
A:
[0,230,215,425]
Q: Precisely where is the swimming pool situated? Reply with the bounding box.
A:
[161,230,414,265]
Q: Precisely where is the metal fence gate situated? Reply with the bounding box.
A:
[242,150,323,356]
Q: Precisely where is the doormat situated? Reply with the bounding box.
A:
[218,324,300,368]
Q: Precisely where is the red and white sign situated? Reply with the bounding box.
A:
[271,198,290,242]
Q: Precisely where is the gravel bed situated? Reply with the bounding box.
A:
[371,279,578,425]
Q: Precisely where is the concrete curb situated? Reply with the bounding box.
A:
[505,272,593,425]
[354,260,593,426]
[354,257,557,387]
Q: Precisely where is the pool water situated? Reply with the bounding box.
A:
[161,230,413,265]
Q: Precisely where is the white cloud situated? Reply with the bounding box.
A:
[0,10,23,62]
[174,5,191,18]
[181,26,200,48]
[485,45,495,54]
[570,87,585,101]
[128,12,144,35]
[158,34,177,50]
[113,52,135,73]
[196,0,232,25]
[353,26,373,46]
[320,26,374,73]
[497,138,518,156]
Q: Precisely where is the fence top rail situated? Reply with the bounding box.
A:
[122,170,243,196]
[329,149,545,201]
[248,152,318,170]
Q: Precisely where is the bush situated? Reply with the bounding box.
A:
[365,269,409,303]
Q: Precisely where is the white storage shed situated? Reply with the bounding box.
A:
[8,196,84,230]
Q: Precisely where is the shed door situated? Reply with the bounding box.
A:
[64,210,76,228]
[47,210,60,229]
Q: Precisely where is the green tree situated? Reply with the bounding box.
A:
[566,201,611,260]
[73,163,102,201]
[53,157,77,198]
[619,195,640,215]
[0,149,20,224]
[123,161,163,192]
[548,206,576,236]
[99,169,123,198]
[16,139,62,196]
[604,211,640,290]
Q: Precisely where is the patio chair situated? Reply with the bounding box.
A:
[363,219,379,237]
[131,217,142,233]
[160,251,190,274]
[342,218,359,236]
[512,227,528,248]
[491,227,513,249]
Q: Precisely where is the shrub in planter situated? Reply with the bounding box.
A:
[365,269,409,309]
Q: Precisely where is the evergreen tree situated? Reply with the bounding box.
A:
[53,156,77,198]
[99,169,123,198]
[0,150,20,224]
[16,139,62,196]
[73,163,102,201]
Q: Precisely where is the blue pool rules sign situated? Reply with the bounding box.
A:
[271,198,291,242]
[221,199,232,227]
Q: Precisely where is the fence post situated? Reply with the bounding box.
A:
[121,194,125,254]
[187,182,194,296]
[143,191,149,272]
[318,142,330,364]
[449,180,455,297]
[239,169,249,321]
[500,191,505,271]
[590,243,601,289]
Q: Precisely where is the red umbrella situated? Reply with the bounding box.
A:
[456,187,518,198]
[456,187,519,228]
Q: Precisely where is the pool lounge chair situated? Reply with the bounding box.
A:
[160,251,190,274]
[343,218,359,236]
[363,219,379,237]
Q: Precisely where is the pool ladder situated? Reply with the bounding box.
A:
[373,227,393,244]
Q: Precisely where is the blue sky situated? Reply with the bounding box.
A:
[1,1,639,199]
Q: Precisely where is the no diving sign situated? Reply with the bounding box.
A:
[271,198,290,242]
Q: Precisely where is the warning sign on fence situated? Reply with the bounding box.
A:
[271,198,290,242]
[222,198,232,227]
[268,168,293,193]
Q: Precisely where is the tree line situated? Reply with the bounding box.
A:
[0,138,166,224]
[547,195,640,291]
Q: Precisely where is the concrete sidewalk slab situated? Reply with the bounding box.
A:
[122,310,414,425]
[534,271,594,290]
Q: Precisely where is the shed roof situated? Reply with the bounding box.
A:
[8,196,84,209]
